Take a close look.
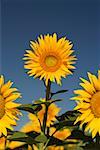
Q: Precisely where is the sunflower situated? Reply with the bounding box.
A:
[0,75,21,136]
[71,70,100,138]
[23,33,76,85]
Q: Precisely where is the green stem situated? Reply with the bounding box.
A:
[39,143,44,150]
[43,139,50,150]
[96,134,99,145]
[4,136,7,150]
[43,128,58,150]
[43,80,51,134]
[38,117,42,132]
[46,80,51,100]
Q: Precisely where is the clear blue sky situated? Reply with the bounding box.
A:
[1,0,100,129]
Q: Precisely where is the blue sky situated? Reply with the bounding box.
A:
[1,0,100,129]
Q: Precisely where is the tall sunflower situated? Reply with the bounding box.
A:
[71,70,100,138]
[23,33,76,85]
[0,75,21,136]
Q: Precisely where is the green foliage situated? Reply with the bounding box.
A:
[35,132,47,143]
[18,104,42,114]
[50,89,68,98]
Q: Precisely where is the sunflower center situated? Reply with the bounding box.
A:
[91,92,100,118]
[45,55,58,67]
[0,95,5,119]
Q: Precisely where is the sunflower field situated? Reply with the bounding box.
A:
[0,33,100,150]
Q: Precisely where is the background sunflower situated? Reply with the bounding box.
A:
[72,70,100,138]
[0,75,21,136]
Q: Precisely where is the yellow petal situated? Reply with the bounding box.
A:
[0,137,5,149]
[5,93,21,102]
[74,102,90,110]
[0,75,4,88]
[53,128,71,140]
[5,102,21,109]
[92,129,98,138]
[2,115,17,126]
[91,75,100,91]
[3,88,18,98]
[74,90,91,98]
[9,141,25,149]
[0,125,7,136]
[98,70,100,80]
[1,81,13,94]
[21,122,36,133]
[71,96,90,102]
[80,81,95,95]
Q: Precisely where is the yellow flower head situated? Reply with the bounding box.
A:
[0,75,21,136]
[23,33,76,85]
[72,70,100,138]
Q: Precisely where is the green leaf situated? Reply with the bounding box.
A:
[82,143,100,150]
[8,131,40,145]
[51,120,76,131]
[51,90,68,97]
[17,104,42,114]
[57,110,80,122]
[46,135,78,147]
[34,99,62,107]
[8,131,28,140]
[69,130,93,143]
[35,132,47,143]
